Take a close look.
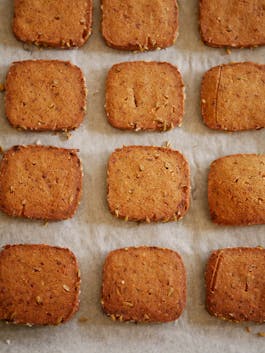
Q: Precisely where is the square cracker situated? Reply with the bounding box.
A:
[0,244,80,325]
[205,247,265,323]
[13,0,92,48]
[101,0,179,51]
[201,62,265,132]
[208,154,265,226]
[105,61,184,132]
[0,145,82,221]
[5,60,87,131]
[101,246,186,323]
[107,146,190,223]
[200,0,265,48]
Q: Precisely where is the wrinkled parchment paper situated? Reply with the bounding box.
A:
[0,1,264,352]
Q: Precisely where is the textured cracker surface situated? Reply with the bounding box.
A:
[208,154,265,225]
[101,0,178,51]
[106,61,184,131]
[5,60,86,131]
[107,146,190,223]
[0,145,82,220]
[200,0,265,48]
[201,62,265,131]
[102,246,186,323]
[13,0,92,48]
[205,247,265,323]
[0,244,80,325]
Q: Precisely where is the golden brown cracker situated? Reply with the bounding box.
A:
[13,0,92,48]
[101,0,178,51]
[200,0,265,48]
[106,61,184,131]
[201,62,265,131]
[0,145,82,221]
[0,244,80,325]
[5,60,86,131]
[205,247,265,323]
[107,146,190,223]
[102,246,186,323]
[208,154,265,225]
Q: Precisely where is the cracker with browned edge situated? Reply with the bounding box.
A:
[107,146,190,223]
[0,145,82,221]
[5,60,87,131]
[0,244,80,325]
[13,0,92,48]
[201,62,265,131]
[208,154,265,225]
[101,246,186,323]
[200,0,265,48]
[101,0,178,51]
[106,62,184,132]
[205,247,265,323]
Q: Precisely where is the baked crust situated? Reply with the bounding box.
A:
[201,62,265,131]
[5,60,87,131]
[13,0,92,48]
[106,61,184,131]
[101,0,178,51]
[107,146,190,223]
[200,0,265,48]
[101,246,186,323]
[0,244,80,325]
[205,247,265,323]
[208,154,265,225]
[0,145,82,221]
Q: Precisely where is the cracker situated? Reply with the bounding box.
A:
[200,0,265,48]
[0,145,82,221]
[208,154,265,225]
[101,0,178,51]
[5,60,87,131]
[0,244,80,325]
[101,246,186,323]
[13,0,92,48]
[205,247,265,323]
[105,61,184,131]
[201,62,265,131]
[107,146,190,223]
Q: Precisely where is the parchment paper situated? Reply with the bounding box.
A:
[0,1,264,352]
